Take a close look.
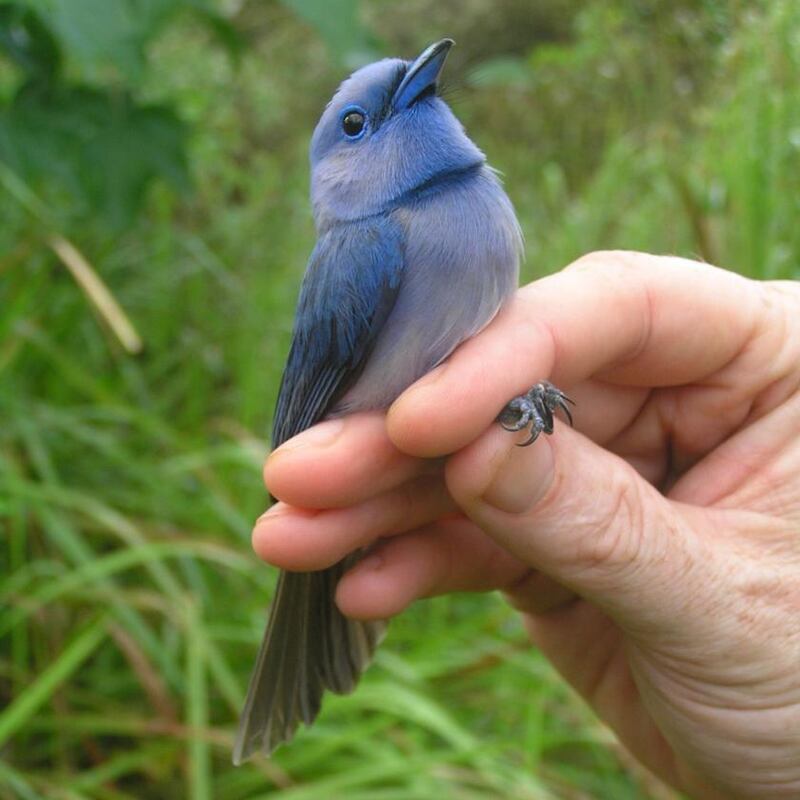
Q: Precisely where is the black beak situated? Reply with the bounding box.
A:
[391,38,454,111]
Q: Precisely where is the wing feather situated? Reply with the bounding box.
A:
[271,217,406,448]
[233,215,404,763]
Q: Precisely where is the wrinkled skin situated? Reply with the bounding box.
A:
[254,252,800,799]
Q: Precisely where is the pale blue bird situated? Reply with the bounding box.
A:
[233,39,572,763]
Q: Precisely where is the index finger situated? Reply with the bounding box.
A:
[387,251,763,457]
[265,412,435,508]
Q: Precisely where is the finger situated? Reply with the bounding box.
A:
[335,517,528,620]
[605,282,800,472]
[252,474,455,571]
[388,252,762,457]
[265,411,434,508]
[669,387,800,515]
[535,378,669,486]
[444,422,716,638]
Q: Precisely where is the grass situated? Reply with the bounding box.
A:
[2,2,799,798]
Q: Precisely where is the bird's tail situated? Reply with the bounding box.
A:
[232,555,386,764]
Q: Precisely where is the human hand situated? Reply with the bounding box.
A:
[254,252,800,799]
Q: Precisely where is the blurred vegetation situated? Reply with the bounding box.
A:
[1,1,799,798]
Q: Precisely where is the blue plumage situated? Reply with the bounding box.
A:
[272,216,406,446]
[234,39,522,763]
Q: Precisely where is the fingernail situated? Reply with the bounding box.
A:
[273,418,345,454]
[352,552,384,574]
[482,435,555,514]
[387,364,449,451]
[255,502,290,525]
[255,503,318,528]
[252,505,318,561]
[405,363,448,395]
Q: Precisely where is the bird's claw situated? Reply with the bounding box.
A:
[497,381,574,446]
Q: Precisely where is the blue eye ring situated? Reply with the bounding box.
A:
[341,105,368,140]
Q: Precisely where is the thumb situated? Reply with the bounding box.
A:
[445,424,708,637]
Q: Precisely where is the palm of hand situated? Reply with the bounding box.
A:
[256,256,800,799]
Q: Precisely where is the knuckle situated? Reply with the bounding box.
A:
[758,282,800,386]
[565,249,641,278]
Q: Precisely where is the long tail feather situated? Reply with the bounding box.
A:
[232,556,386,764]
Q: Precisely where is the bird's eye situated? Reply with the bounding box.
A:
[342,108,366,139]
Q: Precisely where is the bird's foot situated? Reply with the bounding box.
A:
[497,381,574,447]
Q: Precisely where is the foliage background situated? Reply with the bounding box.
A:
[1,1,799,798]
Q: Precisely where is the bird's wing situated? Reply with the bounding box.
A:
[271,215,406,447]
[232,216,405,764]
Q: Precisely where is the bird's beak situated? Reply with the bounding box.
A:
[391,38,454,111]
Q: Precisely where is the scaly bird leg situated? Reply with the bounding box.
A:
[497,381,574,447]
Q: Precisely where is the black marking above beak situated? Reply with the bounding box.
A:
[391,38,454,111]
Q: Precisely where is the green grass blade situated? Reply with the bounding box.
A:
[0,760,44,800]
[0,615,108,748]
[185,600,212,800]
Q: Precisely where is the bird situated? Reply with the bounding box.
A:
[233,38,573,764]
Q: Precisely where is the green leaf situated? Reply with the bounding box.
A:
[86,99,191,226]
[22,0,173,80]
[0,3,61,82]
[281,0,378,67]
[0,83,190,226]
[9,0,243,81]
[192,5,244,64]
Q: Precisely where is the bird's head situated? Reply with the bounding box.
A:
[309,39,485,228]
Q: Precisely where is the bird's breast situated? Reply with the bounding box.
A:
[331,166,522,415]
